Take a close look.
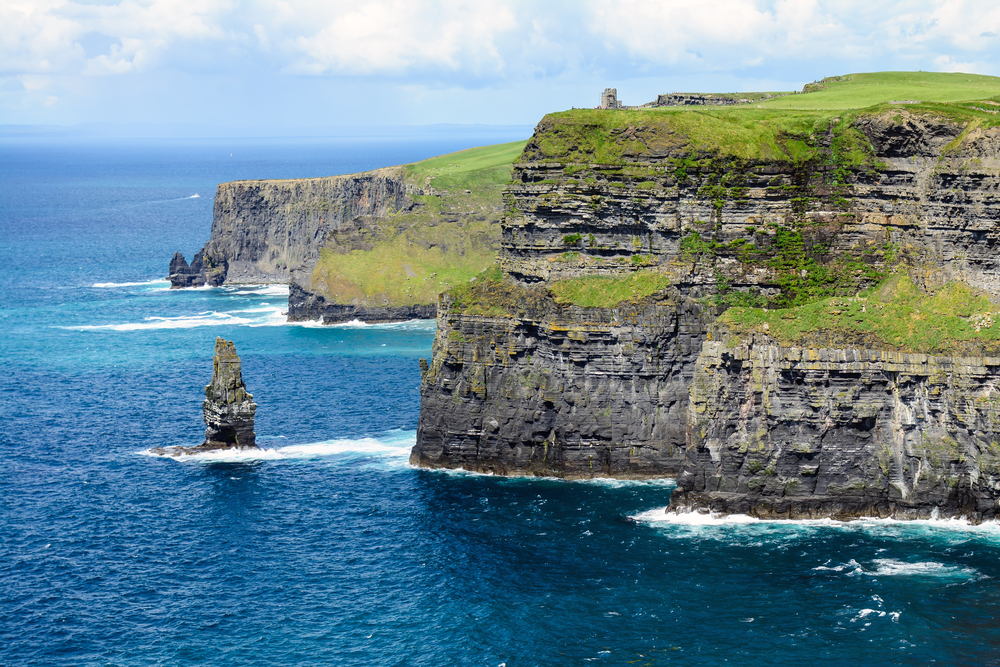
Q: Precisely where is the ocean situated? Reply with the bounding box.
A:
[3,135,1000,666]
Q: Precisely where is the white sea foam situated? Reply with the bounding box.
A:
[631,508,823,526]
[867,558,979,578]
[328,318,436,331]
[67,310,265,331]
[632,507,1000,538]
[91,279,169,288]
[222,284,289,297]
[141,430,417,463]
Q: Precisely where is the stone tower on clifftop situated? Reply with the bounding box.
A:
[601,88,620,109]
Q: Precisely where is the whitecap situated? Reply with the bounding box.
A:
[631,508,787,526]
[327,318,436,331]
[867,558,979,578]
[633,508,1000,539]
[424,466,675,488]
[222,284,289,297]
[91,279,169,288]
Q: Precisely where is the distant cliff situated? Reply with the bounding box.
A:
[412,97,1000,519]
[168,141,525,323]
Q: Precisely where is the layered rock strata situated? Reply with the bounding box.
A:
[201,337,257,449]
[500,112,1000,295]
[672,337,1000,521]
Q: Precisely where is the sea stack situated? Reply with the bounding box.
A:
[201,337,257,449]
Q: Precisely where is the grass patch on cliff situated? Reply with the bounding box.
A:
[310,219,498,306]
[309,141,528,307]
[721,274,1000,354]
[528,72,1000,166]
[527,107,838,164]
[448,264,550,317]
[549,270,671,307]
[405,140,527,204]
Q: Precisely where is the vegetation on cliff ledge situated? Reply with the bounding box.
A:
[448,265,674,315]
[548,271,671,308]
[720,274,1000,355]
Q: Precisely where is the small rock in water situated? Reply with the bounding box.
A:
[152,337,257,455]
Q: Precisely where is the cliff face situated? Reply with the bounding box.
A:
[413,286,713,476]
[169,168,408,287]
[412,107,1000,506]
[673,337,1000,521]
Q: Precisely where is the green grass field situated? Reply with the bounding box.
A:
[308,140,527,306]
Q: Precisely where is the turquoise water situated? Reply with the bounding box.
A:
[4,138,1000,666]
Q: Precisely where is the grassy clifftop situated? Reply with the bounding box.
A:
[308,140,526,307]
[526,72,1000,165]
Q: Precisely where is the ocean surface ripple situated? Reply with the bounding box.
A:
[4,138,1000,666]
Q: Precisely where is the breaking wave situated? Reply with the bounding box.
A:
[814,557,981,580]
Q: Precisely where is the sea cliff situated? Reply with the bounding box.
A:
[412,90,1000,519]
[674,337,1000,521]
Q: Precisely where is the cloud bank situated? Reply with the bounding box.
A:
[3,0,1000,133]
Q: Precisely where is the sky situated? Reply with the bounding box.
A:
[4,0,1000,136]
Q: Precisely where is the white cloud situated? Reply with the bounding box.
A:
[281,1,517,76]
[5,0,1000,128]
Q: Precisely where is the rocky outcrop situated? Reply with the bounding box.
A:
[672,337,1000,522]
[654,93,776,106]
[168,168,408,288]
[167,251,225,288]
[201,338,257,449]
[152,338,257,455]
[412,106,1000,500]
[412,287,713,476]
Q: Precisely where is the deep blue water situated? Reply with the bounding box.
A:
[4,137,1000,666]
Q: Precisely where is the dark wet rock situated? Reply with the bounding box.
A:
[152,338,257,455]
[167,250,227,289]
